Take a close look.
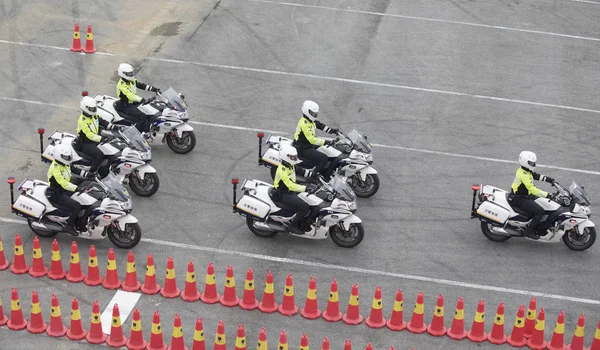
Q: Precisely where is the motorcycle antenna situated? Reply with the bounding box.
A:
[231,178,239,212]
[7,177,16,207]
[257,132,264,165]
[37,128,45,161]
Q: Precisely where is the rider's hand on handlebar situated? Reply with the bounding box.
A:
[328,128,340,135]
[324,139,334,147]
[306,184,318,194]
[545,176,555,184]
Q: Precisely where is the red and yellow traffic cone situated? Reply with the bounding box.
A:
[66,297,87,340]
[167,314,187,350]
[321,336,330,350]
[26,290,47,334]
[0,236,10,270]
[466,300,487,342]
[366,286,386,328]
[7,288,27,330]
[547,311,567,350]
[235,324,246,350]
[507,305,527,347]
[122,250,141,292]
[83,24,96,53]
[566,314,586,350]
[366,343,373,350]
[66,241,85,283]
[106,303,127,348]
[278,273,298,316]
[301,276,321,319]
[343,283,363,325]
[279,330,289,350]
[299,333,309,350]
[28,236,48,277]
[214,320,226,350]
[141,253,160,294]
[426,294,446,336]
[589,320,600,350]
[524,297,537,338]
[220,264,239,307]
[406,291,427,333]
[487,302,507,345]
[86,300,107,344]
[0,296,8,326]
[446,296,467,340]
[83,245,103,286]
[181,260,201,302]
[258,271,278,313]
[102,247,121,289]
[322,279,342,322]
[161,256,180,298]
[527,307,547,350]
[147,310,167,350]
[200,262,219,303]
[70,23,82,52]
[192,318,206,350]
[256,328,268,350]
[386,289,406,331]
[239,267,258,310]
[47,239,66,280]
[344,340,352,350]
[47,293,67,337]
[125,308,147,350]
[10,234,29,274]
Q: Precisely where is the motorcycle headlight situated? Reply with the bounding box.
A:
[180,111,189,121]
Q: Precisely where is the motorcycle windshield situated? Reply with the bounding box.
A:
[347,129,372,154]
[121,126,150,152]
[162,87,188,111]
[569,181,591,206]
[330,174,356,201]
[101,173,130,202]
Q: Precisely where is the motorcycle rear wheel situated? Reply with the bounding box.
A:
[329,223,364,248]
[562,227,596,251]
[107,222,142,249]
[480,222,511,242]
[246,216,278,238]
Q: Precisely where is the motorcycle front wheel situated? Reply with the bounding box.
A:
[129,172,160,197]
[107,222,142,249]
[329,223,364,248]
[166,130,196,154]
[246,216,278,238]
[350,174,380,198]
[562,227,596,251]
[480,222,512,242]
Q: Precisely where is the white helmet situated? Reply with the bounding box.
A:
[279,144,299,166]
[54,142,74,164]
[80,96,97,116]
[117,63,135,80]
[518,151,537,170]
[302,100,319,121]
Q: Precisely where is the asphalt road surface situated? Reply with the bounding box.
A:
[1,0,600,349]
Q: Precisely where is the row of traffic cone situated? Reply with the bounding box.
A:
[70,23,96,53]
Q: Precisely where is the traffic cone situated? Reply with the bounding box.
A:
[386,289,406,331]
[527,308,547,350]
[258,271,278,313]
[192,318,206,350]
[26,290,47,334]
[322,279,342,322]
[235,324,246,350]
[125,308,147,350]
[147,310,167,350]
[122,250,141,292]
[299,333,309,350]
[566,314,586,350]
[70,23,82,52]
[47,239,66,280]
[102,248,121,289]
[344,340,352,350]
[7,288,27,330]
[487,302,507,344]
[507,305,527,347]
[278,273,298,316]
[446,296,467,340]
[239,267,258,310]
[0,236,10,270]
[10,234,29,274]
[406,291,426,333]
[66,241,85,283]
[220,264,239,307]
[321,337,330,350]
[181,260,201,302]
[426,294,446,336]
[466,300,487,342]
[167,314,187,350]
[365,343,373,350]
[366,286,386,328]
[161,256,180,298]
[141,253,161,294]
[84,245,103,286]
[46,293,67,337]
[200,262,219,303]
[279,329,289,350]
[83,24,96,53]
[106,304,127,348]
[66,297,87,340]
[214,320,226,350]
[524,297,537,338]
[547,311,567,350]
[28,236,48,277]
[589,320,600,350]
[301,276,321,319]
[343,283,363,325]
[0,296,8,326]
[256,328,267,350]
[86,300,107,344]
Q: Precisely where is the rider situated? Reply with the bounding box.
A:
[293,100,339,180]
[114,63,160,133]
[510,151,555,240]
[273,144,318,235]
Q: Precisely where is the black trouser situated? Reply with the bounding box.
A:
[514,195,545,231]
[297,147,329,175]
[79,142,104,173]
[279,191,310,225]
[57,193,81,225]
[116,103,150,132]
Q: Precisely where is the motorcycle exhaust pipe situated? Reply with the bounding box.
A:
[266,223,288,232]
[490,226,521,237]
[30,221,63,232]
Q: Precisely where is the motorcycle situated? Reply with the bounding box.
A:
[470,180,596,251]
[90,87,196,154]
[257,129,379,198]
[231,174,364,248]
[38,126,160,197]
[8,172,142,249]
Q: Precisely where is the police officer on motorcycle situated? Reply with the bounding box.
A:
[114,63,160,133]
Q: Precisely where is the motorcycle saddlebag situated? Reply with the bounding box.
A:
[475,201,510,224]
[236,195,270,219]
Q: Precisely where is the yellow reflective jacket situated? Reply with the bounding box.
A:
[294,116,331,147]
[511,167,548,198]
[77,113,106,143]
[47,160,77,192]
[117,78,149,105]
[274,164,306,193]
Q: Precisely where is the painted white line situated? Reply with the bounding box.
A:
[100,290,141,335]
[0,39,114,56]
[0,217,598,305]
[189,121,286,135]
[250,0,600,43]
[569,0,600,4]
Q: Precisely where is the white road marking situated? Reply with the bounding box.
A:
[0,39,114,56]
[569,0,600,4]
[100,290,141,335]
[250,0,600,43]
[0,217,598,305]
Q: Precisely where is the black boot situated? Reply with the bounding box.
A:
[65,224,80,237]
[523,228,539,240]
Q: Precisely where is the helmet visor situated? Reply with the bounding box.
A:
[62,153,72,162]
[87,106,97,113]
[309,110,318,118]
[288,154,298,161]
[123,70,134,78]
[528,160,536,167]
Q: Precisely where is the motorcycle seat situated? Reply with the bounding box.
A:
[268,188,297,212]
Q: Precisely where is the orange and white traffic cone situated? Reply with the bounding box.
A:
[301,276,321,319]
[406,291,427,334]
[0,296,8,326]
[322,279,342,322]
[46,293,67,337]
[258,271,278,313]
[181,260,201,302]
[256,328,268,350]
[566,314,586,350]
[192,318,206,350]
[279,330,289,350]
[161,256,180,298]
[66,241,85,283]
[102,247,121,289]
[524,297,537,338]
[547,311,567,350]
[343,283,363,325]
[125,308,147,350]
[200,262,219,303]
[66,297,87,341]
[106,303,128,348]
[386,289,406,331]
[467,300,487,342]
[487,302,507,345]
[214,320,227,350]
[0,236,10,270]
[426,294,446,336]
[366,286,386,328]
[83,24,96,53]
[220,264,239,307]
[446,296,467,340]
[47,239,66,280]
[86,300,107,344]
[147,310,167,350]
[234,324,246,350]
[83,245,103,286]
[299,333,309,350]
[321,336,331,350]
[527,308,547,350]
[589,320,600,350]
[122,250,141,292]
[10,234,29,274]
[507,305,527,347]
[141,253,161,294]
[278,273,298,316]
[70,23,82,52]
[167,314,187,350]
[26,290,47,334]
[239,267,258,310]
[7,288,27,330]
[28,236,48,277]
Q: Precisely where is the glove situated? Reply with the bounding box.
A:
[100,136,109,143]
[306,184,318,194]
[328,128,339,135]
[75,185,84,193]
[545,176,555,184]
[324,140,334,147]
[150,86,160,93]
[547,192,557,200]
[140,98,146,104]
